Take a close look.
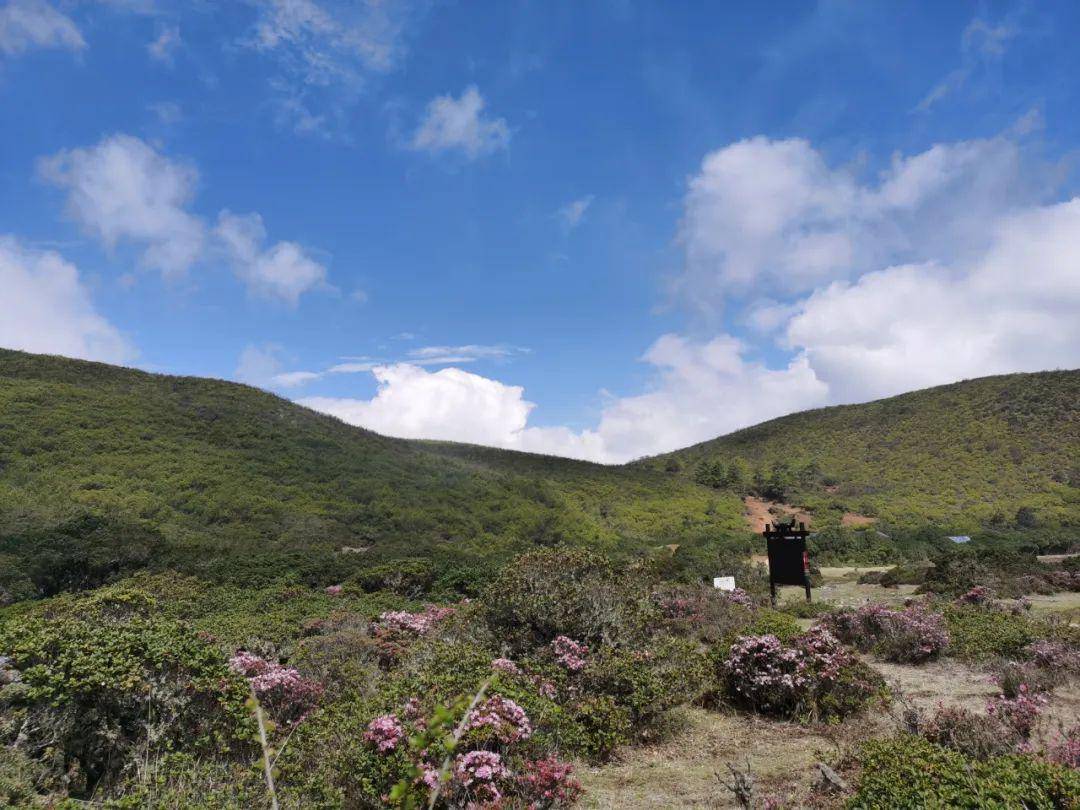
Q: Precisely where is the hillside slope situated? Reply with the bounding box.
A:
[636,371,1080,532]
[0,349,744,578]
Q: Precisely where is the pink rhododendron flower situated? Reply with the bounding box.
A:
[454,750,508,803]
[987,684,1046,738]
[551,636,588,671]
[364,713,404,752]
[517,756,582,808]
[465,695,533,743]
[377,604,455,635]
[229,651,323,725]
[491,657,522,675]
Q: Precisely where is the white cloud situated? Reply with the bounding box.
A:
[302,364,534,447]
[916,16,1019,112]
[557,195,594,230]
[215,210,328,305]
[148,101,183,125]
[147,24,179,64]
[675,135,1040,309]
[39,136,333,301]
[784,198,1080,402]
[245,0,419,134]
[39,134,206,278]
[410,86,510,159]
[235,343,321,388]
[406,344,522,365]
[0,0,84,56]
[0,235,134,363]
[272,370,323,387]
[297,338,828,463]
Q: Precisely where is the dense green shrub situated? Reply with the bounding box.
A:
[565,695,633,762]
[350,558,437,596]
[0,746,46,808]
[850,736,1080,808]
[0,594,253,797]
[582,637,712,736]
[483,548,648,650]
[0,515,160,602]
[739,609,802,644]
[943,603,1040,660]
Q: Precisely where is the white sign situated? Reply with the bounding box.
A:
[713,576,736,591]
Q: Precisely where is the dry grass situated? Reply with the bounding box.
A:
[575,706,885,809]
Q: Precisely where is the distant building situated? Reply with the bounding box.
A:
[947,535,971,544]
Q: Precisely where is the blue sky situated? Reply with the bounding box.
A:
[2,0,1079,462]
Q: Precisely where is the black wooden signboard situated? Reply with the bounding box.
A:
[764,520,811,605]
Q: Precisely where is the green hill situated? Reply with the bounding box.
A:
[1,350,1077,603]
[0,349,745,600]
[636,370,1080,534]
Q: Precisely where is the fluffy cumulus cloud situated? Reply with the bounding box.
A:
[301,364,535,447]
[38,134,206,278]
[410,86,510,159]
[39,135,331,302]
[297,338,827,463]
[785,198,1080,402]
[0,0,84,56]
[215,211,327,305]
[0,236,133,363]
[675,134,1038,307]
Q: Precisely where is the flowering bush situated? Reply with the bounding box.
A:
[1025,639,1080,671]
[491,657,522,675]
[464,695,533,743]
[986,684,1046,738]
[452,750,509,805]
[957,585,994,605]
[228,651,323,725]
[517,756,583,808]
[649,583,758,643]
[723,627,883,720]
[363,713,405,752]
[724,588,755,609]
[724,634,806,716]
[822,602,948,663]
[1045,726,1080,768]
[377,604,456,636]
[551,636,588,671]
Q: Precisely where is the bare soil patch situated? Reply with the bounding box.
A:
[840,512,875,528]
[743,496,812,533]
